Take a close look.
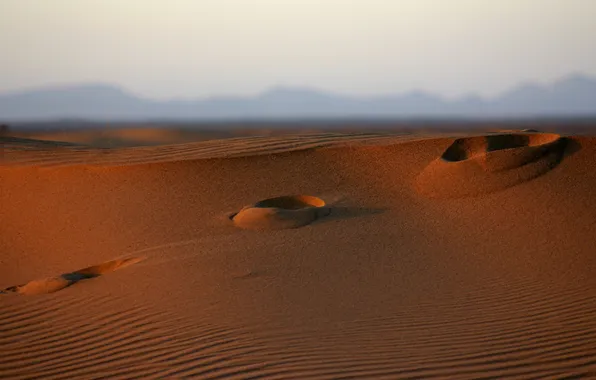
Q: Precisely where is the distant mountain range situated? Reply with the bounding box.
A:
[1,74,596,121]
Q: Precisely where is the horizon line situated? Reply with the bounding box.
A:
[1,71,594,102]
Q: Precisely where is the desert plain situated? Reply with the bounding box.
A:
[2,123,596,379]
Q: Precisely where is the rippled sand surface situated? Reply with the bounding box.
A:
[2,129,596,379]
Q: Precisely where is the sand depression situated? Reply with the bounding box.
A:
[415,132,567,198]
[231,195,330,230]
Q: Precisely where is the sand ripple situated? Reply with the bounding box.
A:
[2,131,595,379]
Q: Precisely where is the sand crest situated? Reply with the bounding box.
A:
[415,133,567,198]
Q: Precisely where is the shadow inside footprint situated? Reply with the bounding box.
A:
[232,195,330,230]
[1,257,142,296]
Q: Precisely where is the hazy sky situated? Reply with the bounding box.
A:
[1,0,595,99]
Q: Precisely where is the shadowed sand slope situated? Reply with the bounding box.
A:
[2,131,596,379]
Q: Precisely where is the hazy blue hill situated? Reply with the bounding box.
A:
[1,75,595,121]
[0,84,156,120]
[490,74,596,116]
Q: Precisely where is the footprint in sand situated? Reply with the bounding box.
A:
[231,195,330,230]
[1,257,142,296]
[415,133,567,198]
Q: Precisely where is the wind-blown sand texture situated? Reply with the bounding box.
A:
[2,129,596,379]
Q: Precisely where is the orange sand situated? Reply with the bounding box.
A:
[2,129,596,378]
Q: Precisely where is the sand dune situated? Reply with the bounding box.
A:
[2,129,596,378]
[10,127,235,148]
[11,126,387,148]
[2,131,421,167]
[415,132,567,198]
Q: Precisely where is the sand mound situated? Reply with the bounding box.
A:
[416,133,567,198]
[1,257,142,295]
[232,195,330,230]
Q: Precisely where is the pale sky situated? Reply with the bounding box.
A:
[1,0,595,99]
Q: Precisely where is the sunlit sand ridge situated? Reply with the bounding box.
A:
[2,129,596,379]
